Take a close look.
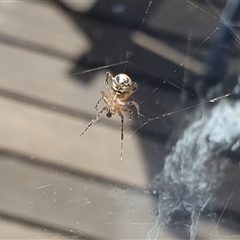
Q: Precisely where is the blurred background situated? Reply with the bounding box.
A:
[0,0,240,239]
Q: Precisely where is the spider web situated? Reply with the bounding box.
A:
[73,0,240,239]
[1,0,240,239]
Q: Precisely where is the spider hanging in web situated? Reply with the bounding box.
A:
[79,72,140,163]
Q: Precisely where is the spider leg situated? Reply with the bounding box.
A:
[105,72,113,86]
[125,100,140,115]
[105,72,113,94]
[95,91,110,112]
[79,106,108,138]
[101,91,112,107]
[94,97,102,112]
[121,107,133,126]
[118,111,124,163]
[125,100,141,125]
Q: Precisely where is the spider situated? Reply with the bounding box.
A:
[79,72,140,163]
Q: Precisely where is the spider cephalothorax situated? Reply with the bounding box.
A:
[79,72,140,162]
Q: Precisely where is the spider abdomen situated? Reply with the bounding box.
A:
[111,73,137,99]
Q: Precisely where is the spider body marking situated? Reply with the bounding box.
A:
[79,72,140,163]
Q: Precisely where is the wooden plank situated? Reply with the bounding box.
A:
[0,1,89,58]
[0,219,70,239]
[60,1,95,12]
[0,155,155,239]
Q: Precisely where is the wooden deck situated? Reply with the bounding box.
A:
[1,1,240,239]
[0,1,156,239]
